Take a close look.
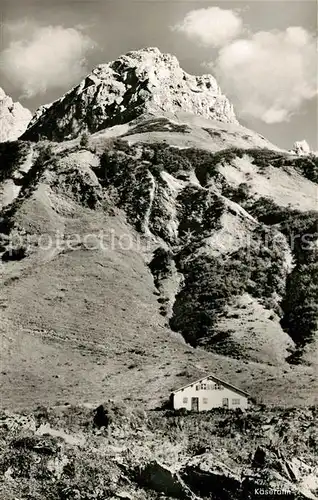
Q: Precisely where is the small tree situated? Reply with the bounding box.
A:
[37,142,53,163]
[80,132,90,149]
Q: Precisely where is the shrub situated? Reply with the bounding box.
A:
[149,247,173,287]
[280,215,318,346]
[0,141,29,182]
[247,197,299,225]
[223,182,250,204]
[2,247,27,262]
[170,226,287,347]
[244,148,318,182]
[176,186,225,238]
[170,255,250,346]
[79,132,90,148]
[294,154,318,183]
[242,200,318,347]
[36,142,54,163]
[247,149,287,170]
[124,117,191,136]
[281,261,318,345]
[145,143,192,175]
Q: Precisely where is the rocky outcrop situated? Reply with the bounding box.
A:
[291,140,311,156]
[180,454,241,499]
[180,448,316,500]
[136,461,198,499]
[0,88,32,142]
[21,47,237,141]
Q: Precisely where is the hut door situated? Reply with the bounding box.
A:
[222,398,229,408]
[191,397,199,411]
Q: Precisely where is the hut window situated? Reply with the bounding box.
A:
[201,383,207,390]
[203,398,208,404]
[183,397,188,404]
[215,383,223,390]
[232,398,240,405]
[196,385,200,391]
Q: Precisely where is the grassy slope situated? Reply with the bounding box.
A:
[1,194,318,411]
[218,155,317,212]
[0,117,317,411]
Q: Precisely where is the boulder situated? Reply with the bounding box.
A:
[180,453,241,499]
[136,461,198,499]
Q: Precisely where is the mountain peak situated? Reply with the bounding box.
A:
[0,88,32,142]
[21,47,238,142]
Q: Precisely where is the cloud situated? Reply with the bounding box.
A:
[210,27,318,123]
[171,7,243,48]
[1,21,96,98]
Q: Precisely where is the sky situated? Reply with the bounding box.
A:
[0,0,317,150]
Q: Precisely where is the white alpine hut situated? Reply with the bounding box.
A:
[171,374,249,412]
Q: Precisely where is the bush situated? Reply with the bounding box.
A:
[177,186,225,238]
[145,143,193,175]
[170,226,287,347]
[248,197,300,225]
[36,142,54,163]
[223,182,250,204]
[149,247,173,288]
[245,149,287,170]
[2,247,27,262]
[124,117,191,136]
[80,132,90,148]
[0,141,29,182]
[294,154,318,183]
[241,200,318,347]
[281,261,318,345]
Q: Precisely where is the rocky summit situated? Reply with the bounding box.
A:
[0,46,317,500]
[21,47,237,141]
[0,88,32,142]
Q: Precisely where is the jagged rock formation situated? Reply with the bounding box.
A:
[0,88,32,142]
[291,140,311,156]
[21,47,238,141]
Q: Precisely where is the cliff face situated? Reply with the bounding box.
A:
[0,88,32,142]
[21,47,237,141]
